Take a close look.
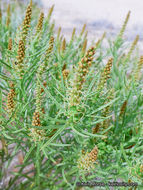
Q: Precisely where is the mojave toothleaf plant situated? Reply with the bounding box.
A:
[0,1,142,189]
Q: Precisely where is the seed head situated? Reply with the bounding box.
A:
[62,69,69,79]
[47,5,54,21]
[36,12,44,33]
[80,24,86,36]
[6,4,11,27]
[97,58,113,91]
[45,36,54,61]
[29,128,46,143]
[70,27,76,42]
[95,32,106,48]
[49,22,55,34]
[57,26,61,40]
[22,2,32,43]
[102,88,114,130]
[77,146,98,171]
[134,56,143,82]
[81,39,87,55]
[16,39,25,76]
[103,58,113,80]
[32,111,41,126]
[92,123,100,134]
[61,38,66,53]
[118,11,131,39]
[69,46,95,107]
[125,35,139,62]
[34,37,54,116]
[119,100,127,117]
[89,146,98,162]
[84,31,88,40]
[8,38,12,51]
[7,83,16,113]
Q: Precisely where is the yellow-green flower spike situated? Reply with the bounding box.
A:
[70,27,76,42]
[119,100,127,117]
[69,46,95,107]
[124,35,139,63]
[80,23,86,36]
[7,83,16,114]
[8,38,12,51]
[61,38,66,54]
[47,5,54,21]
[6,4,10,27]
[81,39,87,56]
[118,11,131,39]
[134,56,143,82]
[77,146,98,171]
[36,12,44,33]
[21,2,32,43]
[97,58,113,92]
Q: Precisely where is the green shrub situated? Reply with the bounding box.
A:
[0,1,142,189]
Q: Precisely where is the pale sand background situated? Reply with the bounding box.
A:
[41,0,143,41]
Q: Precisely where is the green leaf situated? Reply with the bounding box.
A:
[90,97,119,115]
[70,125,89,138]
[50,143,72,147]
[0,59,12,69]
[41,125,66,150]
[2,132,14,140]
[0,89,2,119]
[35,145,40,187]
[24,144,35,163]
[120,143,131,166]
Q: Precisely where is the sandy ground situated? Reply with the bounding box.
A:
[41,0,143,41]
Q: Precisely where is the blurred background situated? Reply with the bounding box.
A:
[41,0,143,41]
[1,0,143,41]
